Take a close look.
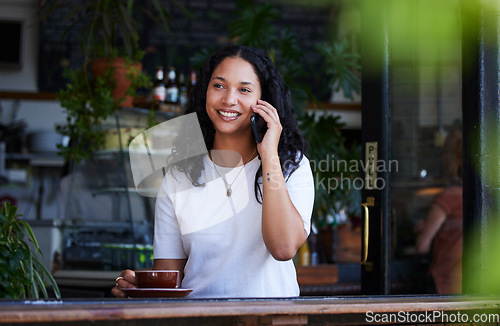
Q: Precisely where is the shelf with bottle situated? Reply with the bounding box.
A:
[150,66,193,114]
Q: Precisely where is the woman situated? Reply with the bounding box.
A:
[112,45,314,298]
[415,129,463,294]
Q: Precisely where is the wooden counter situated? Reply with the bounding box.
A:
[1,295,499,325]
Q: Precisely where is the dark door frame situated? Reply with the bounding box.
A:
[360,0,391,295]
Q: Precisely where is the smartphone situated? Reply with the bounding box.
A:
[251,112,267,143]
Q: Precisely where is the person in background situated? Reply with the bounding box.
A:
[112,45,314,298]
[415,129,463,294]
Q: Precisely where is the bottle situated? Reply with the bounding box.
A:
[309,234,319,265]
[165,66,179,105]
[188,67,197,96]
[178,72,188,110]
[152,66,166,109]
[298,241,310,266]
[309,223,319,265]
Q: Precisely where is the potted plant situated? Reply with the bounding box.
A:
[0,202,61,299]
[54,63,147,162]
[316,37,361,102]
[37,0,180,161]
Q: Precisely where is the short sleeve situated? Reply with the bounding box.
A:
[285,155,315,235]
[433,186,462,219]
[153,178,187,259]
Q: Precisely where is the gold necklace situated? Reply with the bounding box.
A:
[211,149,257,197]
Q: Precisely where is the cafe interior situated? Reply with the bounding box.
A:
[0,0,499,325]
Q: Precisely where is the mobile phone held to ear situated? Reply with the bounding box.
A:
[251,113,267,143]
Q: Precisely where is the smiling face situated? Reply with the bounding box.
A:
[206,57,262,142]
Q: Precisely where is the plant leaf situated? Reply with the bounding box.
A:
[17,220,41,253]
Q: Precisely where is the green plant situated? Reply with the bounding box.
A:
[316,38,361,101]
[56,65,118,162]
[300,113,362,226]
[56,60,152,162]
[0,203,61,299]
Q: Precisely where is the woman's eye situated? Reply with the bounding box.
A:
[213,83,224,89]
[240,88,251,93]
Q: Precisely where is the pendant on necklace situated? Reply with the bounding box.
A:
[226,188,232,197]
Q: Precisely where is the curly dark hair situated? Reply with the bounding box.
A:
[169,45,307,202]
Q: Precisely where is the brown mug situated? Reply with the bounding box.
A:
[135,270,180,288]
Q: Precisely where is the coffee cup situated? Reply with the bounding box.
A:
[135,270,180,288]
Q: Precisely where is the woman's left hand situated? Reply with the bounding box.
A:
[251,99,282,157]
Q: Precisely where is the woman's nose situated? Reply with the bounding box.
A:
[223,91,238,105]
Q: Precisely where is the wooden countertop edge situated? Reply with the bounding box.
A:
[0,296,498,323]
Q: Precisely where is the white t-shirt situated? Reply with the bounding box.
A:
[153,153,314,298]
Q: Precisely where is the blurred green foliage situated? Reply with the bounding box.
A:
[0,203,61,299]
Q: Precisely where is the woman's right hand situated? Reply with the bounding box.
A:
[111,269,136,298]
